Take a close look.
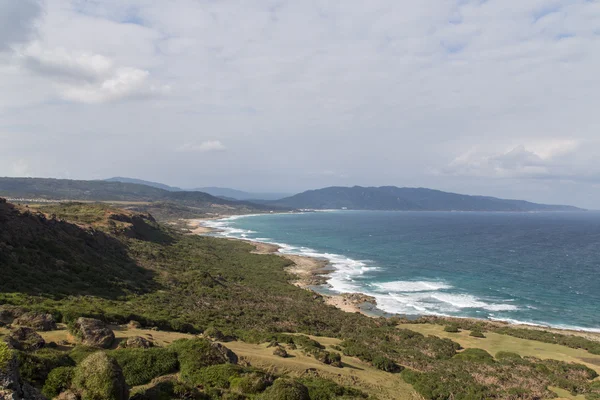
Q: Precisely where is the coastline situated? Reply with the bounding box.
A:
[186,216,600,341]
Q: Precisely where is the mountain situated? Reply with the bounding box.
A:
[194,186,290,201]
[105,177,290,200]
[0,177,280,215]
[265,186,583,212]
[105,177,183,191]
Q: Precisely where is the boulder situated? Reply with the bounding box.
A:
[127,320,142,329]
[210,343,238,364]
[0,343,48,400]
[4,328,45,351]
[273,346,288,358]
[118,337,153,349]
[72,318,115,349]
[14,313,57,332]
[56,391,78,400]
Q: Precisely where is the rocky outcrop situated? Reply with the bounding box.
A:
[210,343,238,364]
[4,328,45,351]
[13,313,56,332]
[0,345,47,400]
[118,337,153,349]
[72,318,115,349]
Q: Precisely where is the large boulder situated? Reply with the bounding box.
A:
[72,352,128,400]
[72,318,115,349]
[118,336,153,349]
[14,313,57,332]
[210,343,238,364]
[4,328,45,351]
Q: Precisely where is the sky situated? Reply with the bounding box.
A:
[1,0,599,208]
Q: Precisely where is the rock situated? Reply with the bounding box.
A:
[72,352,128,400]
[210,343,238,364]
[118,337,153,349]
[56,391,78,400]
[273,346,288,358]
[127,320,142,329]
[72,318,115,349]
[0,343,48,400]
[0,307,25,324]
[13,313,57,332]
[4,328,45,351]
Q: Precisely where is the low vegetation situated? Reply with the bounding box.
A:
[1,199,599,400]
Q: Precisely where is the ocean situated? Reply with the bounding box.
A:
[203,210,600,332]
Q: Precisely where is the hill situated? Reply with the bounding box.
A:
[0,177,280,216]
[105,177,183,192]
[194,187,291,201]
[1,199,599,400]
[265,186,583,211]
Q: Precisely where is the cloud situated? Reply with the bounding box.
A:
[177,141,227,153]
[440,139,595,182]
[15,44,169,103]
[0,0,42,52]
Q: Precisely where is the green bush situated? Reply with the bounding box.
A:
[204,326,225,341]
[72,352,129,400]
[258,379,310,400]
[444,324,460,333]
[69,346,99,363]
[230,372,272,395]
[170,339,236,384]
[130,380,208,400]
[453,348,494,364]
[42,366,75,398]
[110,347,179,386]
[469,330,485,338]
[372,356,403,373]
[0,342,13,371]
[191,364,243,389]
[299,377,368,400]
[495,351,522,360]
[16,349,75,386]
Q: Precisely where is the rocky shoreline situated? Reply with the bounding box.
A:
[187,217,600,340]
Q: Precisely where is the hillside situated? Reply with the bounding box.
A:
[266,186,583,211]
[0,177,279,216]
[194,187,291,201]
[105,177,183,192]
[1,199,600,399]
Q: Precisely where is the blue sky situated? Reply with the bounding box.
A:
[0,0,599,208]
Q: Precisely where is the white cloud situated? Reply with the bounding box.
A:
[177,141,227,153]
[14,44,169,103]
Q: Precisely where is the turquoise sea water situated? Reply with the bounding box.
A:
[204,211,600,331]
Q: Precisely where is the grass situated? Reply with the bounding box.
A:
[401,323,600,374]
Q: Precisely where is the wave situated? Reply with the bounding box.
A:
[198,216,600,332]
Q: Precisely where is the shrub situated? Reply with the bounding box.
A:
[170,339,237,384]
[69,346,99,363]
[110,347,179,386]
[0,342,12,371]
[230,372,272,395]
[16,349,75,386]
[469,330,485,338]
[444,324,460,333]
[130,380,208,400]
[72,351,129,400]
[42,366,75,398]
[191,364,243,389]
[453,348,494,364]
[258,379,310,400]
[372,355,403,373]
[204,327,225,341]
[496,351,522,360]
[299,377,368,400]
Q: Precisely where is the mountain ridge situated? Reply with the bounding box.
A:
[262,185,583,212]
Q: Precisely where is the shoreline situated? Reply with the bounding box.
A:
[186,216,600,341]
